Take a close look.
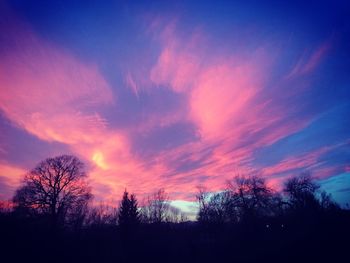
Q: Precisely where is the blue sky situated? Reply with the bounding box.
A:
[0,0,349,208]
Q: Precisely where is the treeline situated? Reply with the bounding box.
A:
[196,174,340,225]
[83,188,188,228]
[1,155,187,229]
[0,155,349,263]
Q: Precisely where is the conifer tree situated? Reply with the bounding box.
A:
[118,190,140,228]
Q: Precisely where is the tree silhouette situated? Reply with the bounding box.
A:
[196,186,210,223]
[284,173,320,212]
[319,190,339,211]
[141,189,170,223]
[12,155,92,227]
[227,175,278,221]
[197,187,236,224]
[118,190,140,227]
[85,202,118,227]
[197,175,282,224]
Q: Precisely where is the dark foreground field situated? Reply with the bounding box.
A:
[1,210,349,263]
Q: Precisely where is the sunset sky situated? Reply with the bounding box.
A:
[0,0,349,214]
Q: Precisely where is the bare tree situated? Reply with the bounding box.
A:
[284,173,320,211]
[196,185,210,222]
[227,175,278,221]
[166,205,181,223]
[197,175,283,224]
[180,212,188,222]
[13,155,92,227]
[85,202,118,227]
[196,186,237,224]
[319,190,339,211]
[141,189,170,223]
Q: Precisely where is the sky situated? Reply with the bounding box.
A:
[0,0,349,213]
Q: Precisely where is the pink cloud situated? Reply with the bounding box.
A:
[150,25,273,139]
[0,162,25,186]
[150,31,204,93]
[190,61,266,138]
[257,143,349,192]
[141,22,340,200]
[0,162,26,199]
[0,32,114,145]
[261,148,329,176]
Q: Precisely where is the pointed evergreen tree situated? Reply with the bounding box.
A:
[118,189,140,228]
[129,194,140,225]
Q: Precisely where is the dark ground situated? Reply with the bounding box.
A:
[1,210,349,263]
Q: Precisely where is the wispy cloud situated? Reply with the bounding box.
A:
[286,38,332,79]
